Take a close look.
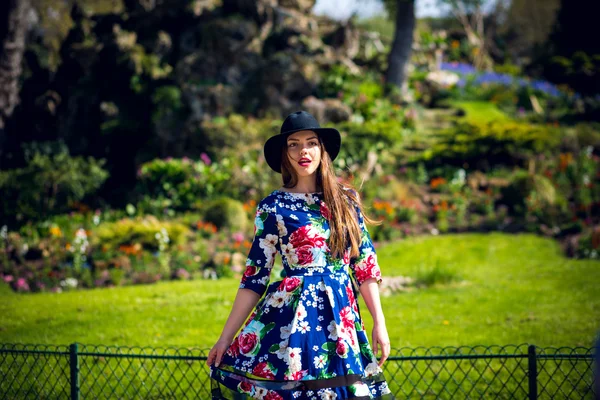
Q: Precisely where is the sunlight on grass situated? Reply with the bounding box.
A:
[1,233,599,350]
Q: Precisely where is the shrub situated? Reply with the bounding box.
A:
[500,171,568,224]
[415,120,562,170]
[0,142,108,226]
[202,198,248,232]
[92,216,189,252]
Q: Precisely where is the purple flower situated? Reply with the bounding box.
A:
[200,152,212,165]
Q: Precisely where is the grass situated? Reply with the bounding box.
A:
[1,233,599,350]
[449,100,513,124]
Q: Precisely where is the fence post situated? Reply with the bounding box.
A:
[528,344,538,400]
[70,343,80,400]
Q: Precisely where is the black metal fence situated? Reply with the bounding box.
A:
[0,343,596,399]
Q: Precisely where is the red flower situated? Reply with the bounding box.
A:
[289,226,327,250]
[346,285,358,313]
[343,249,350,265]
[265,391,284,400]
[336,339,348,357]
[287,370,308,380]
[320,202,331,220]
[354,254,381,284]
[252,362,276,379]
[296,245,314,265]
[238,332,259,355]
[279,277,302,293]
[339,306,355,330]
[227,337,240,357]
[238,381,254,394]
[241,265,258,283]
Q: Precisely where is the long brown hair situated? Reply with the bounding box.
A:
[281,137,379,258]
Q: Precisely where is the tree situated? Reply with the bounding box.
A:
[384,0,416,93]
[438,0,495,69]
[0,0,31,130]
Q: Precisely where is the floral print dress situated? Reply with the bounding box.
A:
[210,190,393,400]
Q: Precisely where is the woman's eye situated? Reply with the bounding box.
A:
[309,141,318,146]
[288,143,296,147]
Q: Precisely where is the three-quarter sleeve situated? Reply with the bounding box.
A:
[349,205,383,286]
[239,202,279,297]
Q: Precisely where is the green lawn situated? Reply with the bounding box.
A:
[1,233,599,349]
[450,100,513,124]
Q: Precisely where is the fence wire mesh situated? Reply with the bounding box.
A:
[0,343,596,399]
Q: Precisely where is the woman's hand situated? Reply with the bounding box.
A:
[206,338,232,367]
[372,321,391,367]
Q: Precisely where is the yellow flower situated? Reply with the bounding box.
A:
[50,226,62,237]
[451,40,459,49]
[443,320,450,325]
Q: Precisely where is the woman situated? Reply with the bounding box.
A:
[207,111,393,399]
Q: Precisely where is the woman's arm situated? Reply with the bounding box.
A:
[206,288,261,367]
[360,278,391,367]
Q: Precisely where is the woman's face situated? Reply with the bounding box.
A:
[286,130,322,177]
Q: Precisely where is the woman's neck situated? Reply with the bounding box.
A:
[284,175,320,193]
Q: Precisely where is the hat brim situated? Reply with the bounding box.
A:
[264,127,341,173]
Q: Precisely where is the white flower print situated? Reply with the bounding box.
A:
[325,286,335,307]
[352,383,371,397]
[267,291,287,308]
[298,321,311,334]
[275,340,289,359]
[285,347,302,373]
[290,214,298,220]
[327,320,339,340]
[276,214,288,237]
[319,389,337,400]
[259,234,278,263]
[280,323,293,340]
[313,355,327,369]
[281,243,298,265]
[254,387,268,399]
[364,362,382,377]
[295,303,307,321]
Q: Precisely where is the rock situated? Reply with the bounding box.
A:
[222,0,277,24]
[426,70,460,88]
[278,0,316,12]
[301,96,351,123]
[324,20,359,60]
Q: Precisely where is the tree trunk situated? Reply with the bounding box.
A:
[0,0,30,130]
[385,0,415,91]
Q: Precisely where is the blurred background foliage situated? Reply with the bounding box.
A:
[0,0,599,294]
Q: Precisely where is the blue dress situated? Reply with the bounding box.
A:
[210,190,393,400]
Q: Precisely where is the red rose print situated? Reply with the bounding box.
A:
[365,254,377,270]
[265,391,284,400]
[279,277,302,292]
[339,306,355,330]
[295,245,314,265]
[336,339,348,357]
[238,332,259,355]
[320,202,330,220]
[244,265,258,277]
[227,337,240,357]
[238,381,254,394]
[345,285,358,313]
[289,226,327,250]
[287,370,308,380]
[354,254,381,284]
[343,249,350,265]
[252,362,276,379]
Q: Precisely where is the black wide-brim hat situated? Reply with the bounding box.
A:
[264,111,341,173]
